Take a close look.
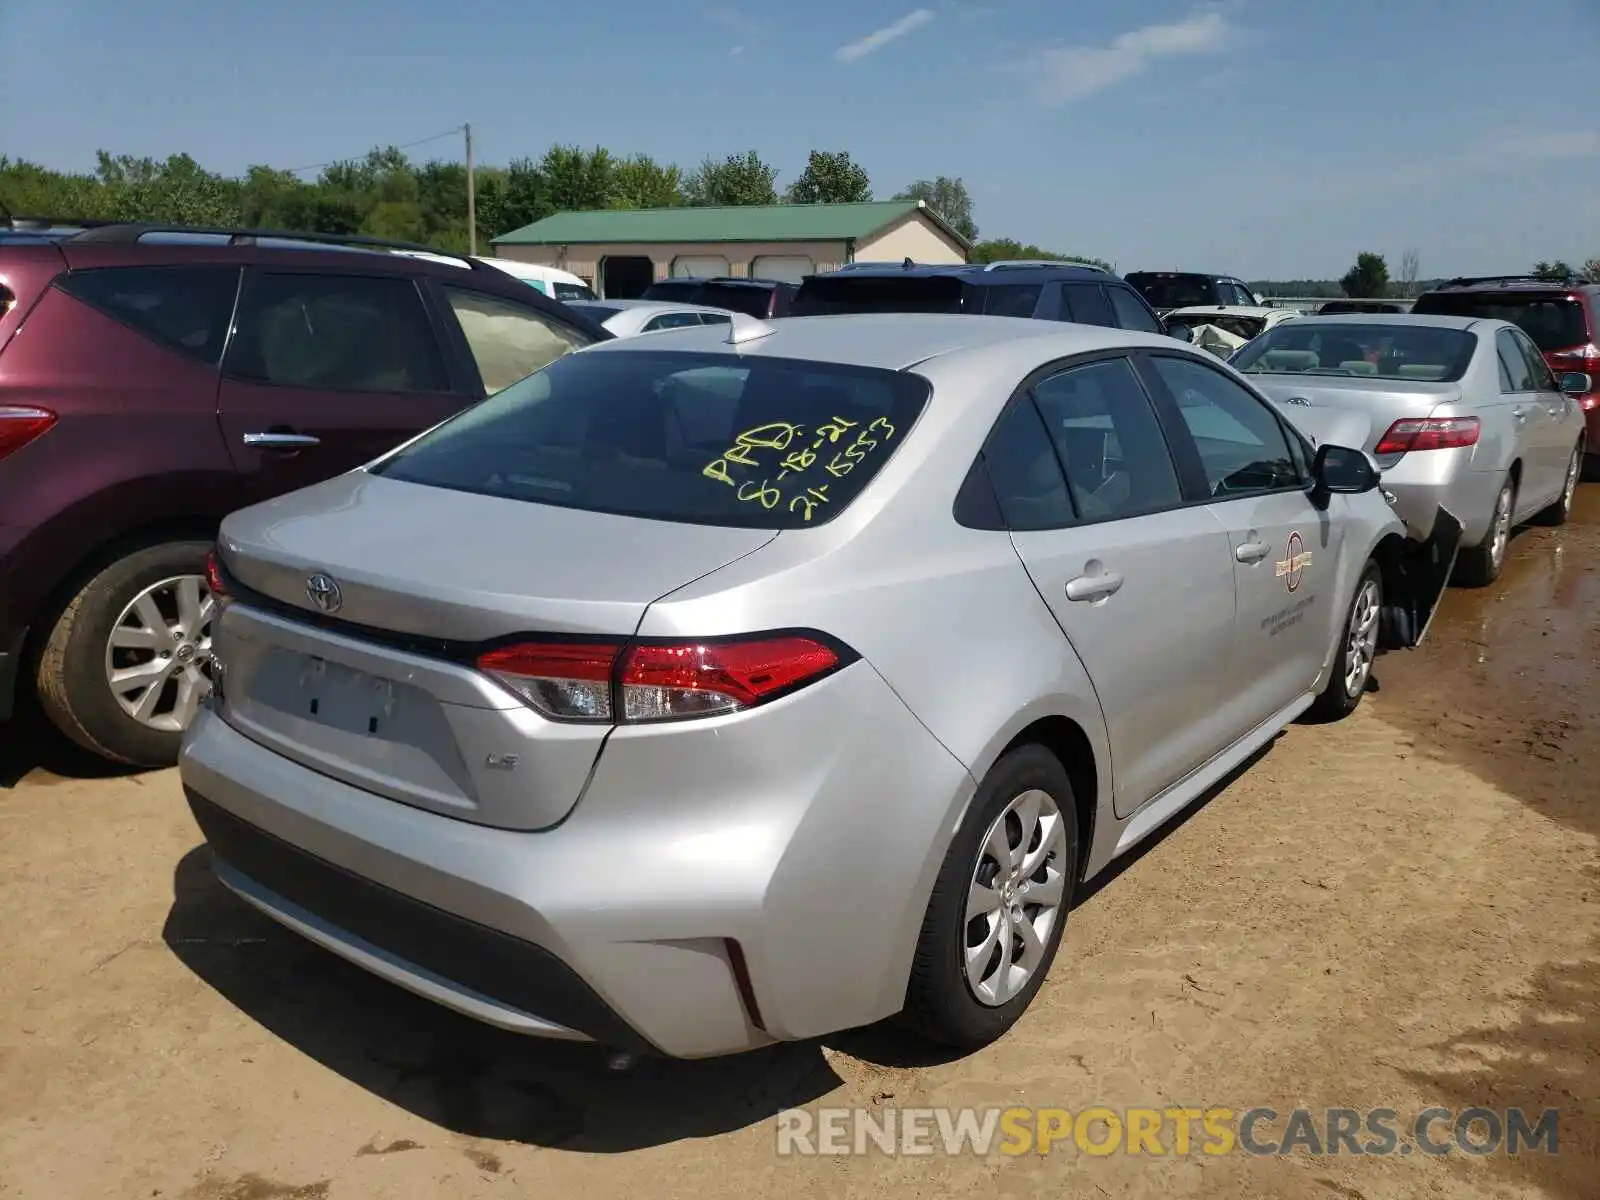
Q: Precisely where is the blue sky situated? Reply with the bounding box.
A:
[3,0,1597,278]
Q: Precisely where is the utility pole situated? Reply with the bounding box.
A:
[464,122,477,257]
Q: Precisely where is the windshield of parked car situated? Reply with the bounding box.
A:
[1411,292,1588,352]
[553,281,597,301]
[371,350,930,529]
[790,275,968,316]
[1126,273,1217,309]
[641,280,770,317]
[1231,322,1475,381]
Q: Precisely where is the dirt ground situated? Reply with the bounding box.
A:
[1,489,1596,1200]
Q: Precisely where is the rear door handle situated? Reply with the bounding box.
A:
[1065,570,1124,602]
[1235,540,1270,564]
[243,432,321,449]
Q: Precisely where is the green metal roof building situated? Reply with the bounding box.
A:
[491,199,968,299]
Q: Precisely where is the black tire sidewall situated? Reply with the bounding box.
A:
[906,744,1079,1048]
[37,540,213,767]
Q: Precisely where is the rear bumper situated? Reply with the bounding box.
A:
[178,661,974,1059]
[1377,448,1501,545]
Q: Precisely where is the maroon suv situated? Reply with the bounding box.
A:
[1413,274,1600,466]
[0,223,609,767]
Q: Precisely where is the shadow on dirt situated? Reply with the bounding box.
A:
[159,740,1280,1145]
[0,705,145,789]
[1366,485,1600,1198]
[161,846,842,1151]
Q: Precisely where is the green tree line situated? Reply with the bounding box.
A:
[0,145,1107,268]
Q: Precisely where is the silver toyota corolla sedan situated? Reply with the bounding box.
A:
[179,314,1459,1060]
[1231,314,1590,586]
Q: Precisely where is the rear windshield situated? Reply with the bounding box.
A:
[1318,301,1404,315]
[371,349,930,529]
[1411,292,1589,351]
[641,280,771,317]
[790,275,967,316]
[1232,322,1475,382]
[1126,273,1219,310]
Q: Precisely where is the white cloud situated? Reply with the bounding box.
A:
[836,9,936,63]
[1025,9,1233,105]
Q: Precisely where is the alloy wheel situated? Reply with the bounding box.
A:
[964,788,1069,1006]
[103,574,215,732]
[1343,577,1381,699]
[1489,484,1512,571]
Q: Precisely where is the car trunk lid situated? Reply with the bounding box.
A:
[1250,375,1462,455]
[212,471,777,830]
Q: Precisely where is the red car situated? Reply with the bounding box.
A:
[1413,275,1600,467]
[0,222,609,766]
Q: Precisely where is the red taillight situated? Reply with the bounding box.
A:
[477,634,845,723]
[1545,343,1600,375]
[1373,416,1481,455]
[204,549,229,597]
[0,406,57,461]
[478,642,619,721]
[620,636,841,720]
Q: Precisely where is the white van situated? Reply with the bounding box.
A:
[475,258,597,302]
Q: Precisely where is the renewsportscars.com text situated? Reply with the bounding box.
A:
[775,1105,1560,1158]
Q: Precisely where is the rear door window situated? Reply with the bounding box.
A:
[1496,329,1535,392]
[372,350,930,529]
[57,265,240,363]
[443,286,588,393]
[1106,285,1163,333]
[227,273,450,393]
[983,284,1042,318]
[1031,357,1184,520]
[1059,282,1115,326]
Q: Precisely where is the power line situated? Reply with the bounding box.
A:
[279,125,467,176]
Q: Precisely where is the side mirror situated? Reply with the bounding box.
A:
[1165,322,1194,343]
[1313,443,1380,494]
[1559,371,1591,397]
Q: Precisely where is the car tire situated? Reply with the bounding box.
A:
[35,539,216,768]
[1307,559,1382,722]
[1533,443,1583,527]
[1454,475,1515,588]
[903,744,1079,1050]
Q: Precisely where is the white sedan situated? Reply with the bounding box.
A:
[566,299,734,338]
[1165,305,1301,359]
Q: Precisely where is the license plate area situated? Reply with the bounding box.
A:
[289,654,400,737]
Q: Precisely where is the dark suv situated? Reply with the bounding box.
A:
[0,221,609,766]
[788,262,1172,334]
[638,276,796,318]
[1412,274,1600,463]
[1125,271,1260,315]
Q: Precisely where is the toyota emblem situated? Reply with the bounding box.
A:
[305,573,343,614]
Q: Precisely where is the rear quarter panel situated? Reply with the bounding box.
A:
[0,285,237,636]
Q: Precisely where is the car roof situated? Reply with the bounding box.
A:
[1126,270,1235,279]
[573,300,730,317]
[1266,313,1484,331]
[583,311,1171,372]
[1166,305,1281,318]
[650,276,788,290]
[810,263,1111,286]
[1422,276,1597,295]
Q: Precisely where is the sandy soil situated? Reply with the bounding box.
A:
[1,488,1596,1200]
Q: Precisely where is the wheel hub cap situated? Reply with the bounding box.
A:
[103,573,216,734]
[963,787,1069,1008]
